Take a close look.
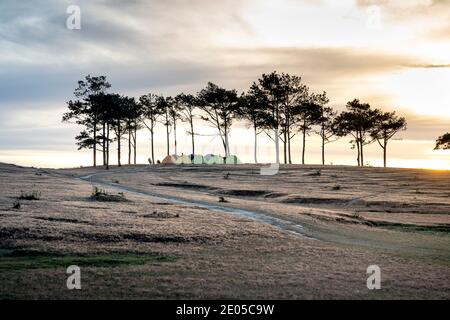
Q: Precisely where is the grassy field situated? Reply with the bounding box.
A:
[0,162,449,299]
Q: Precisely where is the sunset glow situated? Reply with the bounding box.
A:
[1,1,450,303]
[0,0,449,169]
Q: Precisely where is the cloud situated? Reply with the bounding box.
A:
[0,0,446,105]
[0,0,449,167]
[0,0,256,107]
[0,0,253,66]
[414,64,450,68]
[356,0,450,14]
[355,0,450,38]
[426,23,450,41]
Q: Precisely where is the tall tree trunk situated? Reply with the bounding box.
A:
[134,126,137,165]
[93,119,97,167]
[106,123,110,170]
[360,140,364,167]
[151,126,155,165]
[224,133,230,157]
[190,118,195,156]
[356,133,360,167]
[383,139,387,168]
[288,130,292,164]
[322,125,325,166]
[221,138,227,157]
[287,115,291,164]
[274,127,280,164]
[102,122,106,166]
[166,112,170,156]
[302,121,307,165]
[173,120,177,155]
[283,109,287,164]
[223,117,230,158]
[117,120,121,167]
[224,119,230,157]
[128,126,131,165]
[274,107,280,164]
[254,124,258,164]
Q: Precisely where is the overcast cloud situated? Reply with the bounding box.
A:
[0,0,449,168]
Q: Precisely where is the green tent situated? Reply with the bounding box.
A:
[225,155,241,164]
[205,155,224,165]
[192,154,204,164]
[204,154,214,163]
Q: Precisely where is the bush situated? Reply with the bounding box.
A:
[19,190,41,200]
[91,186,107,197]
[308,169,322,177]
[352,211,361,219]
[89,186,128,202]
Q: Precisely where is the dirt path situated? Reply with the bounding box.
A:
[80,170,313,239]
[1,163,449,299]
[77,166,449,263]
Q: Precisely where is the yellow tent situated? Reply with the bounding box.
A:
[175,154,192,165]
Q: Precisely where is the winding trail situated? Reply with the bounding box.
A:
[80,170,314,239]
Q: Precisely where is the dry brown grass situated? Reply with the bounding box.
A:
[80,164,450,229]
[0,163,449,299]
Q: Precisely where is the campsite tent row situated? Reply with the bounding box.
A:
[161,154,241,165]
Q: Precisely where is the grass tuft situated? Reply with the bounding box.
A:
[352,211,361,219]
[19,190,41,200]
[308,170,322,177]
[90,186,129,202]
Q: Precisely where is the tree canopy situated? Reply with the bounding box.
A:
[435,133,450,150]
[64,73,412,169]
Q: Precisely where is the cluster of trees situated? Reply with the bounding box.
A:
[435,133,450,150]
[62,76,142,169]
[63,72,409,169]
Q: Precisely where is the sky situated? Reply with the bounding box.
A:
[0,0,449,169]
